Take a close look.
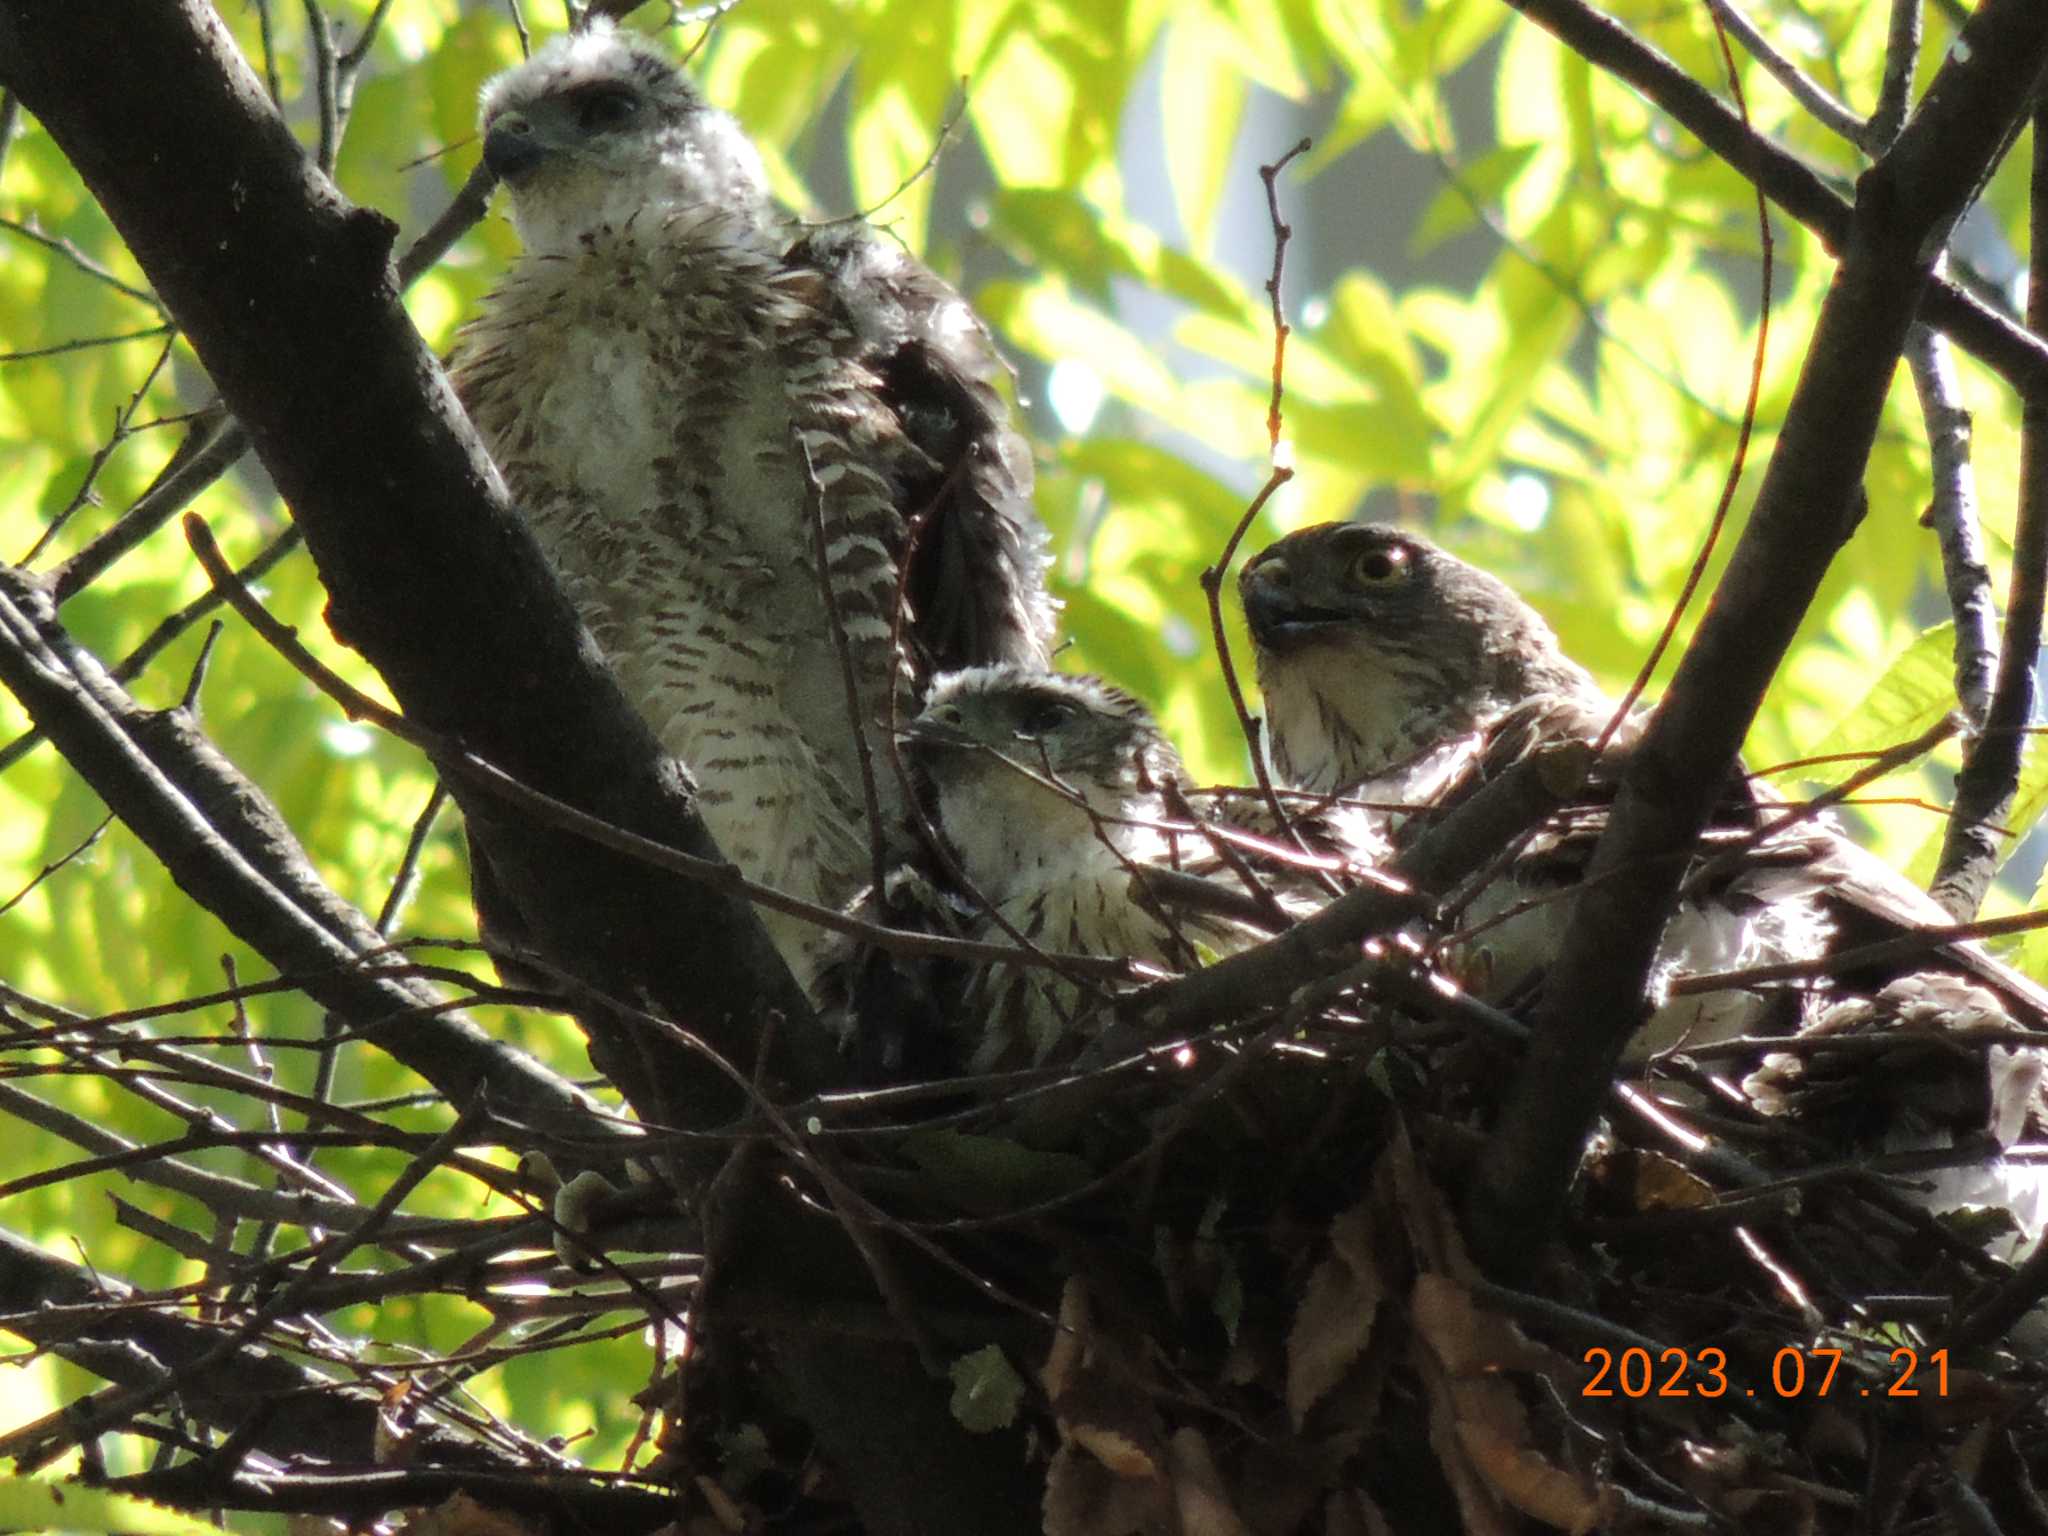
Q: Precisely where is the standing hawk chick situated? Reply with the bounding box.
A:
[449,21,1053,985]
[1239,522,2048,1055]
[1243,520,2048,1248]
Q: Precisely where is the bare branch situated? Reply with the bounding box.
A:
[1870,0,1923,152]
[1909,320,2000,728]
[1931,101,2048,920]
[1704,0,1866,146]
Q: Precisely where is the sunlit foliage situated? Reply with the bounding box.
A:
[0,0,2036,1484]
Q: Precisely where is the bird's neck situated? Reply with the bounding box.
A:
[1262,654,1483,800]
[939,774,1150,903]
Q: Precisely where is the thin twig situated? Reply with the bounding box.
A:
[1684,713,1959,896]
[1201,138,1318,875]
[0,215,163,311]
[1502,0,2048,395]
[302,2,340,174]
[0,324,173,363]
[1870,0,1924,152]
[842,85,969,227]
[1704,0,1866,146]
[174,619,222,712]
[0,524,304,775]
[1671,903,2048,993]
[252,0,283,104]
[377,784,449,937]
[39,158,493,611]
[0,813,111,919]
[22,332,178,565]
[337,0,399,73]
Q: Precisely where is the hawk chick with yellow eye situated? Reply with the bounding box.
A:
[1241,521,2048,1247]
[449,21,1054,987]
[1243,523,2048,1039]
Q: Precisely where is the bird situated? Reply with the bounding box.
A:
[1237,521,2048,1058]
[821,665,1355,1077]
[448,19,1054,986]
[1239,520,2048,1255]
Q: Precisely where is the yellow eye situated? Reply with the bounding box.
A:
[1350,544,1409,585]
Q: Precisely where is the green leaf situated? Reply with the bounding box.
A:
[1801,623,1956,788]
[0,1478,222,1536]
[1412,142,1538,257]
[1160,14,1249,253]
[949,1344,1026,1433]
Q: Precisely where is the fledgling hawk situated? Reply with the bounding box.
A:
[824,666,1356,1076]
[1240,521,2048,1240]
[449,21,1054,985]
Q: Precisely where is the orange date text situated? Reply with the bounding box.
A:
[1580,1345,1948,1399]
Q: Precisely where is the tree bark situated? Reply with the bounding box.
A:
[0,0,836,1131]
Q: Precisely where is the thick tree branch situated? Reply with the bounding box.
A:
[1501,0,2048,397]
[0,568,609,1146]
[0,0,831,1129]
[1932,102,2048,920]
[1471,0,2048,1274]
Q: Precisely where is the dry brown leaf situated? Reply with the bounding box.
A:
[693,1474,747,1533]
[1071,1421,1163,1481]
[1419,1348,1519,1536]
[1167,1427,1253,1536]
[1723,1487,1817,1536]
[1381,1120,1474,1279]
[1411,1275,1605,1533]
[1044,1440,1169,1536]
[1285,1200,1384,1426]
[1631,1151,1716,1211]
[1043,1274,1169,1483]
[1322,1488,1396,1536]
[1456,1417,1604,1534]
[1410,1273,1570,1380]
[1044,1274,1092,1403]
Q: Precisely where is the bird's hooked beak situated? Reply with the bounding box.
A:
[483,108,562,185]
[1240,554,1345,654]
[896,712,977,754]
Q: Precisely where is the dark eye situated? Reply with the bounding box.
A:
[573,87,641,132]
[1017,699,1076,736]
[1350,543,1409,586]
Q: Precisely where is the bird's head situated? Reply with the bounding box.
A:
[902,666,1178,880]
[477,20,772,251]
[1238,522,1596,794]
